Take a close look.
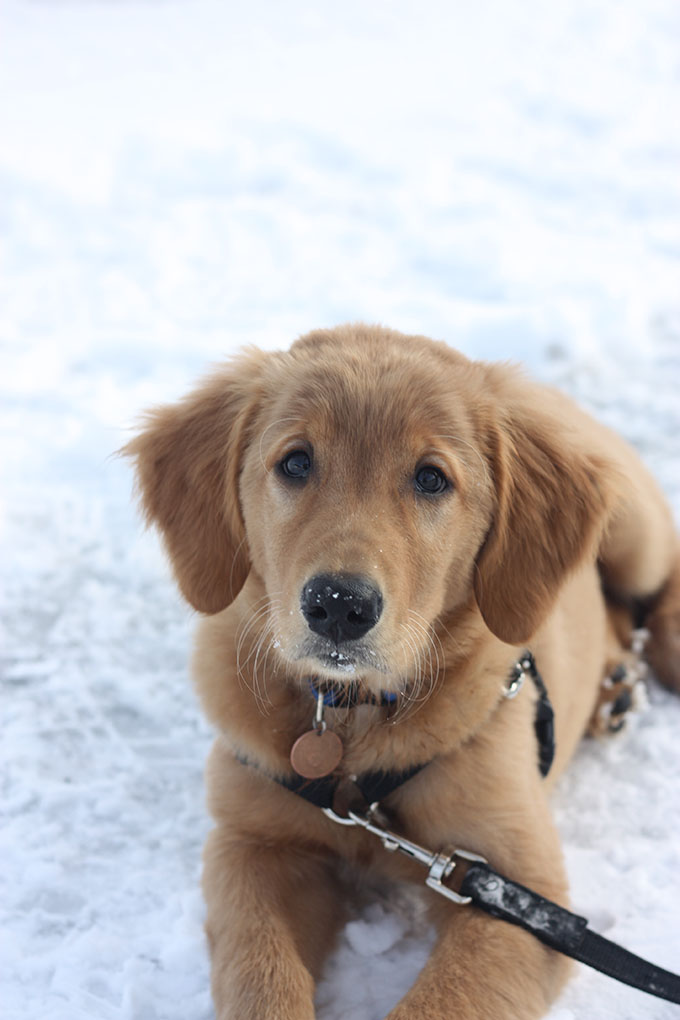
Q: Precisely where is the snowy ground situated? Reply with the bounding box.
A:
[1,1,679,1018]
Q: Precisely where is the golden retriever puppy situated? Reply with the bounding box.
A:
[125,324,680,1020]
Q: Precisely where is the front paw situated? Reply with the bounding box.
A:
[385,995,449,1020]
[211,953,317,1020]
[214,989,315,1020]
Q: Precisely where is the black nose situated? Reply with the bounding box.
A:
[300,574,383,643]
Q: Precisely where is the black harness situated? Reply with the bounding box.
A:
[237,653,680,1006]
[277,652,554,811]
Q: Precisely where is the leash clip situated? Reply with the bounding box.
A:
[322,804,486,905]
[425,847,489,905]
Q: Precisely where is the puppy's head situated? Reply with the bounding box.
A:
[125,325,614,691]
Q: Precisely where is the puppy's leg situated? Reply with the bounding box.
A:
[384,815,571,1020]
[593,426,679,690]
[385,905,570,1020]
[597,427,676,600]
[203,828,344,1020]
[646,547,680,691]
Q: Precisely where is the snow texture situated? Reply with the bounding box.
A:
[1,1,679,1018]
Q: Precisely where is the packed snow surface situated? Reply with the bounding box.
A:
[2,1,679,1018]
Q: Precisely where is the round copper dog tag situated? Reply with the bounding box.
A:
[290,729,343,779]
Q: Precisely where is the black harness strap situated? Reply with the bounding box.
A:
[272,761,427,810]
[460,861,680,1004]
[521,652,555,777]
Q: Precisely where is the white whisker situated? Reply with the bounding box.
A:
[258,417,304,475]
[391,611,445,723]
[228,534,249,602]
[432,433,491,488]
[394,623,425,723]
[235,594,284,714]
[409,610,445,681]
[251,619,278,712]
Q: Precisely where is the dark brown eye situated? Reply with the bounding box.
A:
[415,465,448,495]
[280,450,311,480]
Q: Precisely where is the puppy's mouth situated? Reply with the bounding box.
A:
[293,635,386,679]
[319,649,359,674]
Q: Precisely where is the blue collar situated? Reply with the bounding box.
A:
[308,676,398,709]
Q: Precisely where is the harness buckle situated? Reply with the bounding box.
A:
[505,652,535,699]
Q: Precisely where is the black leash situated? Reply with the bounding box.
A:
[460,861,680,1004]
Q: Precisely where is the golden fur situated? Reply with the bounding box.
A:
[125,324,680,1020]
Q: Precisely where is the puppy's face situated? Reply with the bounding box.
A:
[126,324,613,692]
[238,331,495,689]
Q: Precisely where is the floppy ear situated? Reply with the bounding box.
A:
[122,349,266,614]
[474,391,617,644]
